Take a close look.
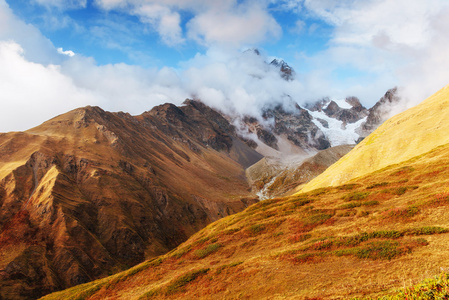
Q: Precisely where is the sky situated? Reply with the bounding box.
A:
[1,0,449,132]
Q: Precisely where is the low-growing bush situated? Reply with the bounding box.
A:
[384,206,419,219]
[288,233,311,243]
[165,268,210,295]
[194,243,221,258]
[338,183,361,190]
[342,192,370,201]
[362,200,379,206]
[390,166,415,176]
[355,240,402,260]
[399,273,449,299]
[248,224,266,235]
[404,226,449,235]
[294,253,318,264]
[393,187,408,195]
[366,182,389,189]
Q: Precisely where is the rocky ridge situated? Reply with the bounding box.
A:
[0,100,262,299]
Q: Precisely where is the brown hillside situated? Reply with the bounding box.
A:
[42,142,449,299]
[0,100,262,299]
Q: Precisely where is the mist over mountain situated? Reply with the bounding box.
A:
[38,82,449,300]
[3,1,449,299]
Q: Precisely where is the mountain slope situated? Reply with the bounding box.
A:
[246,144,353,199]
[300,84,449,192]
[41,141,449,299]
[0,101,261,299]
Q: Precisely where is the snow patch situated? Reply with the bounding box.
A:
[322,98,353,110]
[308,109,366,146]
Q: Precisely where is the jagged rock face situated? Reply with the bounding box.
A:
[0,101,261,299]
[264,104,331,150]
[310,97,369,125]
[243,103,331,153]
[270,59,295,81]
[241,95,375,154]
[362,87,400,133]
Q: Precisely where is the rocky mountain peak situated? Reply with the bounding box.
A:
[345,96,364,111]
[270,59,295,81]
[361,87,400,135]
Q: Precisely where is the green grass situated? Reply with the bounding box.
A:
[215,261,243,275]
[354,241,403,260]
[140,268,210,298]
[166,268,210,295]
[384,206,420,218]
[278,226,448,265]
[194,243,221,258]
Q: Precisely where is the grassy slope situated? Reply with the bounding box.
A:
[41,142,449,299]
[300,84,449,192]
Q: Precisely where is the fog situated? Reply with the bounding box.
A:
[2,0,449,132]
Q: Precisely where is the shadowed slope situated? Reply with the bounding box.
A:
[0,101,262,299]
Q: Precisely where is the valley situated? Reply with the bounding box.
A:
[2,1,449,299]
[0,82,446,299]
[41,137,449,299]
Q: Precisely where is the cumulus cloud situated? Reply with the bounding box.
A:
[132,3,184,46]
[186,2,282,47]
[0,41,96,131]
[94,0,282,47]
[300,0,449,107]
[0,0,60,64]
[2,0,449,133]
[180,49,303,118]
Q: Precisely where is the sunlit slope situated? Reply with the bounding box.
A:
[300,84,449,192]
[41,142,449,299]
[0,102,262,299]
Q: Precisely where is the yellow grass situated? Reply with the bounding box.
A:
[300,84,449,192]
[40,142,449,299]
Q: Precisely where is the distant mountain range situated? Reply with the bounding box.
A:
[0,56,404,299]
[40,83,449,300]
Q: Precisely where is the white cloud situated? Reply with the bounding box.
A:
[0,41,96,131]
[0,0,59,64]
[186,1,282,47]
[93,0,282,47]
[132,3,184,46]
[2,0,449,133]
[180,49,305,118]
[57,47,75,56]
[294,0,449,107]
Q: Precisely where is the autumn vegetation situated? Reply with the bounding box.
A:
[41,141,449,299]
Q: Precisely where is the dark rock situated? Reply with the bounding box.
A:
[362,87,400,133]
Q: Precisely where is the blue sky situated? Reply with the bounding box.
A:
[6,0,331,68]
[1,0,449,131]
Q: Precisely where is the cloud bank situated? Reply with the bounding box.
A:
[1,0,449,132]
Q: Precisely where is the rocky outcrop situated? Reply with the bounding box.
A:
[270,59,295,81]
[242,103,331,153]
[309,97,369,125]
[0,101,262,299]
[361,87,400,134]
